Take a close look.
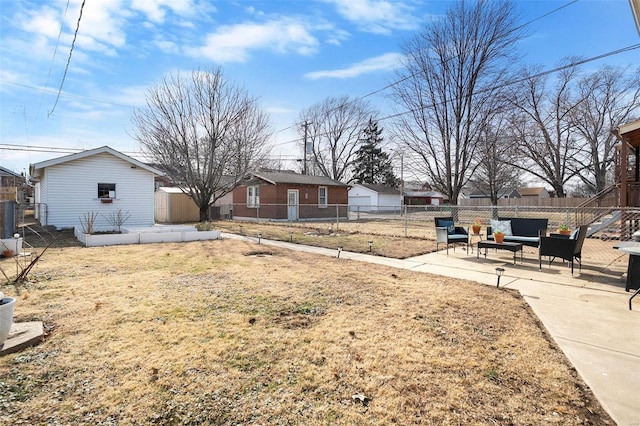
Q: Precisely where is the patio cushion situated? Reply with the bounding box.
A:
[448,233,468,241]
[490,219,513,236]
[570,229,579,240]
[439,220,455,234]
[505,236,539,245]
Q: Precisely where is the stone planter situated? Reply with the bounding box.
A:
[0,294,16,348]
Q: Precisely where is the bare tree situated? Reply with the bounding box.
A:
[391,0,524,204]
[469,115,521,205]
[571,66,640,194]
[297,96,376,181]
[132,67,271,221]
[507,61,583,197]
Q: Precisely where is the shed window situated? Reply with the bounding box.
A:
[98,183,116,199]
[247,185,260,208]
[318,186,327,208]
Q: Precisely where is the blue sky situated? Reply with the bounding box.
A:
[0,0,639,177]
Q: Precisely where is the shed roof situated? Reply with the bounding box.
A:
[0,165,23,178]
[30,146,164,177]
[249,171,348,187]
[352,183,401,195]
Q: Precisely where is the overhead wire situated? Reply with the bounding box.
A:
[39,0,71,110]
[274,0,583,146]
[48,0,86,118]
[268,42,640,149]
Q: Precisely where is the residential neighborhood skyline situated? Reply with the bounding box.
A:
[1,0,639,179]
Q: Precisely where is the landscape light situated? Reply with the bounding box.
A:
[495,267,505,288]
[258,233,262,244]
[368,240,373,252]
[337,246,343,258]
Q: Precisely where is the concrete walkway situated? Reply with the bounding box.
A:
[223,233,639,425]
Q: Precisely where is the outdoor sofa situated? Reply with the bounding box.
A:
[486,217,548,248]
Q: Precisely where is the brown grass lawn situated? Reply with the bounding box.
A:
[0,239,611,425]
[203,220,438,258]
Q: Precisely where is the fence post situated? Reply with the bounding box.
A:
[565,208,570,226]
[404,205,408,238]
[336,204,340,231]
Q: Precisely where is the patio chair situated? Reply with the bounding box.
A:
[434,217,469,255]
[538,225,588,274]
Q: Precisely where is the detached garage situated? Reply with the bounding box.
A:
[348,183,402,212]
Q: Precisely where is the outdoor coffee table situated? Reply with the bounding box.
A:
[477,240,523,266]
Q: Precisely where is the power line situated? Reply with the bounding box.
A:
[270,43,640,149]
[48,0,86,118]
[40,0,71,110]
[274,0,582,147]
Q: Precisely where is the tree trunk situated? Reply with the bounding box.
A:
[200,206,209,222]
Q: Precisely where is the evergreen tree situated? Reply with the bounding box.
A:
[351,118,398,187]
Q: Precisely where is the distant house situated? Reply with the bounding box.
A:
[348,183,402,212]
[468,188,520,199]
[0,166,27,203]
[232,171,349,221]
[29,146,164,231]
[404,190,444,206]
[517,187,550,199]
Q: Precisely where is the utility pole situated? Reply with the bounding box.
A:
[303,121,309,175]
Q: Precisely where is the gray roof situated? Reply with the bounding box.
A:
[353,183,401,195]
[251,171,348,187]
[0,166,23,178]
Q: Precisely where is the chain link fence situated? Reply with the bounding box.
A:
[219,203,640,268]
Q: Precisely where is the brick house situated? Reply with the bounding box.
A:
[232,171,349,221]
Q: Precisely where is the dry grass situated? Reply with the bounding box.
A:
[0,239,611,425]
[206,220,437,258]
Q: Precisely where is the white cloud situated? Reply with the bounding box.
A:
[304,52,403,80]
[325,0,418,34]
[186,18,319,63]
[131,0,210,23]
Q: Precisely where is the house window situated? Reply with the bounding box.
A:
[247,185,260,208]
[98,183,116,199]
[318,186,327,208]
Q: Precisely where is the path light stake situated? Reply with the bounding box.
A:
[239,225,243,235]
[368,240,373,252]
[258,233,262,244]
[495,267,505,288]
[289,231,293,242]
[337,246,342,258]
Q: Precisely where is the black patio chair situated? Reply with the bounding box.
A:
[538,225,588,274]
[434,217,469,255]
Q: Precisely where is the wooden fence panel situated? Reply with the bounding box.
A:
[458,197,590,207]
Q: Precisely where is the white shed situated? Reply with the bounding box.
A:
[30,146,164,231]
[348,183,402,212]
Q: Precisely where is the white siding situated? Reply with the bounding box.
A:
[348,186,379,207]
[42,152,156,230]
[378,193,402,210]
[348,185,402,211]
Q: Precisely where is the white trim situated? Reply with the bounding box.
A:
[247,185,260,208]
[318,186,328,208]
[30,146,164,177]
[619,118,640,135]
